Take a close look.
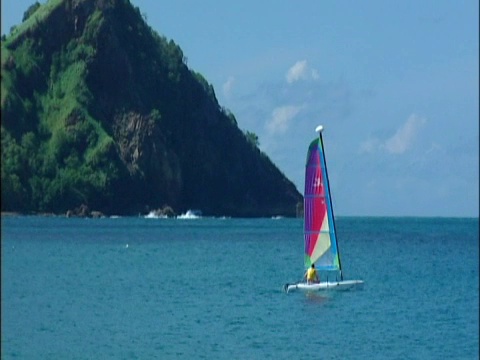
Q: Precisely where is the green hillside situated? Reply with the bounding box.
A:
[1,0,302,217]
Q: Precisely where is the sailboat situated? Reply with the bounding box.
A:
[284,125,363,293]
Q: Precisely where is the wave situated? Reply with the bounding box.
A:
[177,210,202,219]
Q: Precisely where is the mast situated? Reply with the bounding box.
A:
[316,125,344,281]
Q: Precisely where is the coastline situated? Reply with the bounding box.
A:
[1,212,22,217]
[1,212,61,217]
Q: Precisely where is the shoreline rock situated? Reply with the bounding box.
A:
[66,204,105,218]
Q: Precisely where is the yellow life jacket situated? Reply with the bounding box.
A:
[307,267,317,281]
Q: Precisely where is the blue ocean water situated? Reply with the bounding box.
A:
[1,216,478,359]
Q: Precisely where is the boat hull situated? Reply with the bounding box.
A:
[284,280,364,293]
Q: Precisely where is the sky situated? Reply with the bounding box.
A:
[2,1,479,217]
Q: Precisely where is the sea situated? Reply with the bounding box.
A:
[1,215,478,359]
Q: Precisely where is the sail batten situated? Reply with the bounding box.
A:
[304,133,341,274]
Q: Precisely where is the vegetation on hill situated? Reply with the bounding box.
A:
[1,0,302,217]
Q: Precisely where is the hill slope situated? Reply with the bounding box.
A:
[1,0,302,217]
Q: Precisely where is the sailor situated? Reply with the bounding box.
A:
[304,263,320,284]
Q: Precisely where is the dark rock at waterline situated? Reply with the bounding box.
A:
[66,204,104,218]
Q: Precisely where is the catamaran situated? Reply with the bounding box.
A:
[284,125,363,293]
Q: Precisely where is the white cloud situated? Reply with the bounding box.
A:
[359,114,427,154]
[384,114,426,154]
[359,137,381,154]
[286,60,319,83]
[222,76,235,98]
[265,105,303,134]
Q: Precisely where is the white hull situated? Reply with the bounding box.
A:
[284,280,364,293]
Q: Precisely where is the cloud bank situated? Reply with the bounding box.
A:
[360,114,427,155]
[265,105,304,135]
[286,60,319,83]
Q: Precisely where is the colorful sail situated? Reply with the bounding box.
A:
[304,133,341,273]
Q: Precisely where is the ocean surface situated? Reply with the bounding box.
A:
[2,215,478,359]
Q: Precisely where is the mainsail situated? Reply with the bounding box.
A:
[304,128,342,277]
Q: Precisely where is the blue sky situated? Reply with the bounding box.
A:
[3,1,479,217]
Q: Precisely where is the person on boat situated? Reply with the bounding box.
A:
[304,263,320,284]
